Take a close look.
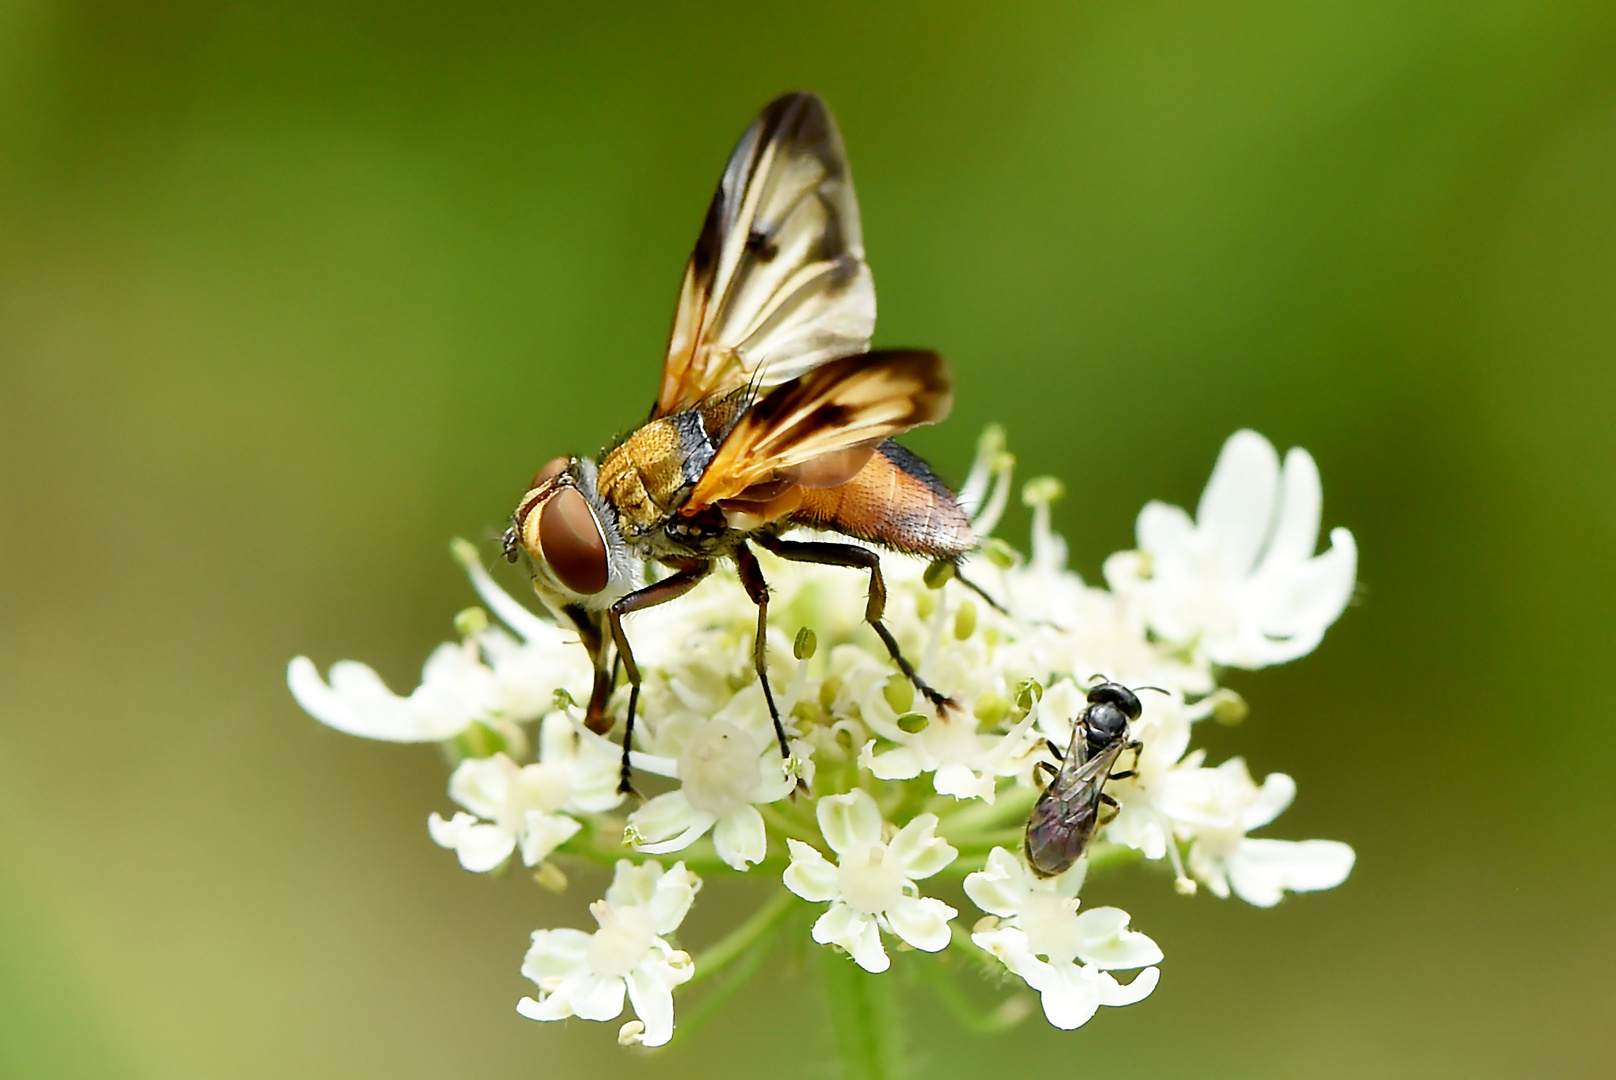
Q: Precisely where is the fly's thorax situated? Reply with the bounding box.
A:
[597,415,714,533]
[512,456,638,610]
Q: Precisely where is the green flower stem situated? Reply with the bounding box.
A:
[758,802,824,844]
[685,890,796,989]
[819,949,907,1080]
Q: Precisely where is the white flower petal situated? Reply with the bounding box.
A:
[646,863,701,934]
[288,655,475,742]
[963,847,1033,917]
[885,895,956,953]
[519,810,581,865]
[817,790,883,855]
[604,859,665,910]
[1135,502,1197,567]
[1099,965,1159,1007]
[712,805,767,871]
[867,745,925,781]
[1227,839,1355,907]
[624,967,677,1047]
[428,812,515,872]
[1259,447,1322,574]
[521,927,592,981]
[1072,907,1163,970]
[783,840,840,902]
[933,762,995,801]
[446,755,509,820]
[1243,771,1297,830]
[567,972,628,1022]
[1033,964,1104,1030]
[813,904,888,973]
[887,814,957,880]
[1197,430,1280,579]
[628,787,698,843]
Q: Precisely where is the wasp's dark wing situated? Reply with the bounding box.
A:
[1024,740,1125,877]
[654,92,875,419]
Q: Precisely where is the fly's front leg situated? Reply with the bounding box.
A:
[561,604,614,735]
[754,534,954,712]
[733,543,791,760]
[608,560,710,794]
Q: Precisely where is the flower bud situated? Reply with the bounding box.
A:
[793,626,818,661]
[954,600,978,641]
[453,605,489,638]
[883,673,915,714]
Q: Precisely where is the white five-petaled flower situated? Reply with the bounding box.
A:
[783,790,958,973]
[966,847,1162,1029]
[1117,429,1357,669]
[1159,756,1355,906]
[627,700,798,870]
[428,712,622,871]
[517,859,699,1047]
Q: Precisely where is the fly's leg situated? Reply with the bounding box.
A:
[954,569,1008,615]
[608,561,710,794]
[755,534,954,712]
[562,604,615,735]
[733,543,791,760]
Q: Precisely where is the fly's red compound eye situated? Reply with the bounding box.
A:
[530,456,570,490]
[538,486,609,595]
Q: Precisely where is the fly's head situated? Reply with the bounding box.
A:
[511,455,637,610]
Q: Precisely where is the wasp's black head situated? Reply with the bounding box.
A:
[1085,702,1131,746]
[1086,681,1142,721]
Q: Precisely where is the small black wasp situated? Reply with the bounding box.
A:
[1023,680,1146,878]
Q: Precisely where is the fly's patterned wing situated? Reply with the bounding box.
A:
[682,349,953,513]
[655,92,875,418]
[1025,741,1125,877]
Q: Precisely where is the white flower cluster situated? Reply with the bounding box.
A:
[289,428,1357,1045]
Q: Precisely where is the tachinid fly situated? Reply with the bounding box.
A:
[503,93,978,793]
[1024,681,1144,878]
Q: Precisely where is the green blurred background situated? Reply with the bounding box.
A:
[3,1,1613,1076]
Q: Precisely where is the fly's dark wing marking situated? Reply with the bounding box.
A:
[1025,740,1125,877]
[682,349,953,513]
[655,92,875,419]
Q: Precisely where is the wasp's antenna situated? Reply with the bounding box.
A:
[1134,685,1168,696]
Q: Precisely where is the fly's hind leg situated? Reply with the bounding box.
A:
[733,543,791,760]
[754,533,954,712]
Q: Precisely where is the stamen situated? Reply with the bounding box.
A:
[1155,808,1197,895]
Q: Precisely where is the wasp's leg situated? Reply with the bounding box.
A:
[1099,792,1120,808]
[733,543,791,760]
[608,561,711,793]
[755,534,953,711]
[1034,760,1059,784]
[1045,739,1064,761]
[1109,769,1136,781]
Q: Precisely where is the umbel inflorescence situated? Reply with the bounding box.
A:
[289,427,1357,1047]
